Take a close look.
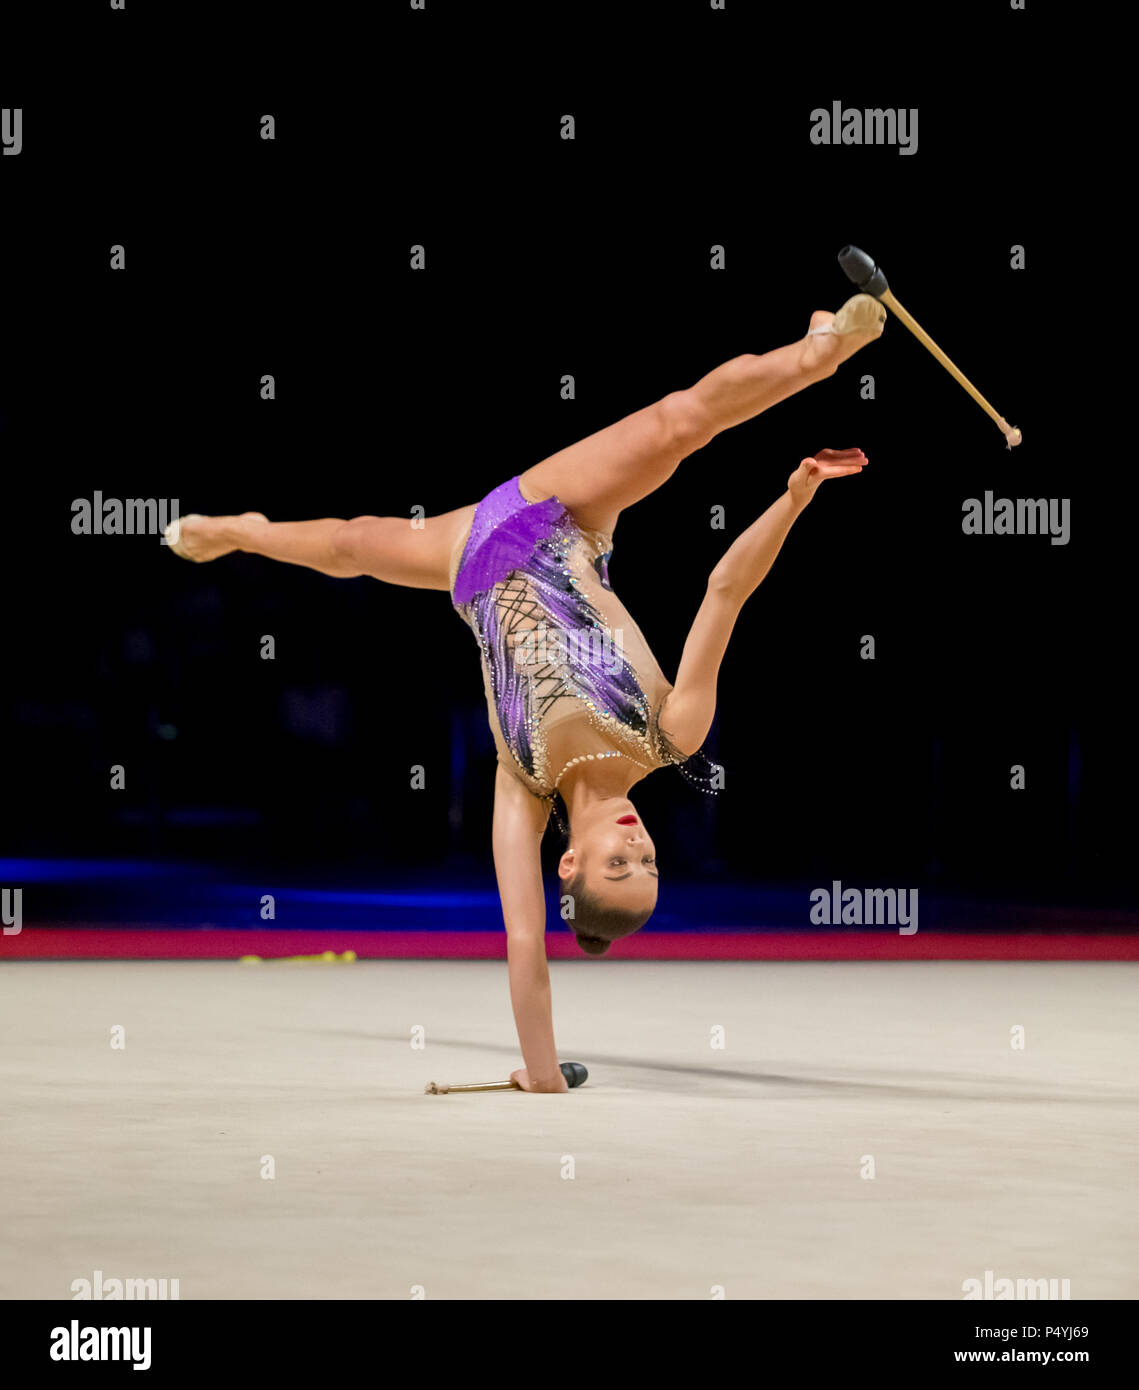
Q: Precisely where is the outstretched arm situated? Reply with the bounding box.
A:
[659,449,867,756]
[492,764,569,1093]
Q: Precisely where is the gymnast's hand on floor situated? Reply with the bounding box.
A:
[788,448,868,508]
[511,1067,570,1093]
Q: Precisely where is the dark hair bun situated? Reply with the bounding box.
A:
[575,934,610,956]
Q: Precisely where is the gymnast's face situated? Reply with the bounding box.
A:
[560,805,659,913]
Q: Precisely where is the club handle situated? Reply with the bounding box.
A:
[425,1062,589,1094]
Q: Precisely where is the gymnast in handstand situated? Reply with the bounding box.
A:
[166,293,885,1092]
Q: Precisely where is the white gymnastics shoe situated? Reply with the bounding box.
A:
[163,513,205,559]
[164,512,269,562]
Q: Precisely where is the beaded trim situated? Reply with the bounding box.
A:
[460,518,661,796]
[552,747,655,791]
[458,507,726,805]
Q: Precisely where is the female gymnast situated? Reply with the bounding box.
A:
[166,292,885,1092]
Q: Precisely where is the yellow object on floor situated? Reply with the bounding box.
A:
[239,950,357,965]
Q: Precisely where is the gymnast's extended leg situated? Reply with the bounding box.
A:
[519,299,882,534]
[168,301,880,583]
[165,505,475,590]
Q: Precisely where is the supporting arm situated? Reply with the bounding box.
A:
[492,764,567,1092]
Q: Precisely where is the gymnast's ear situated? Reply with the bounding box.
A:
[557,848,577,881]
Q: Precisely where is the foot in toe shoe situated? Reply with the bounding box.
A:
[808,293,886,338]
[163,514,233,562]
[801,294,886,374]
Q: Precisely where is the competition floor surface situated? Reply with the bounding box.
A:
[2,959,1136,1299]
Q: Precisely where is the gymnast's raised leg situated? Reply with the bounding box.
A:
[167,295,882,578]
[518,295,883,535]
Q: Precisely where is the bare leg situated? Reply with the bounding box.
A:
[685,304,880,432]
[519,300,881,534]
[169,504,476,591]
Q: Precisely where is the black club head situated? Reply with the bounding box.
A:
[838,245,890,298]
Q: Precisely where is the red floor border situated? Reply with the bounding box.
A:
[3,927,1138,961]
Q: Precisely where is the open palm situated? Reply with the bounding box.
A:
[788,448,868,506]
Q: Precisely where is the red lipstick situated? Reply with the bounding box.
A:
[616,814,637,825]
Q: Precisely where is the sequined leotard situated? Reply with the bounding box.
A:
[449,475,691,803]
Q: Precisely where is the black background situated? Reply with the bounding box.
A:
[1,2,1128,919]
